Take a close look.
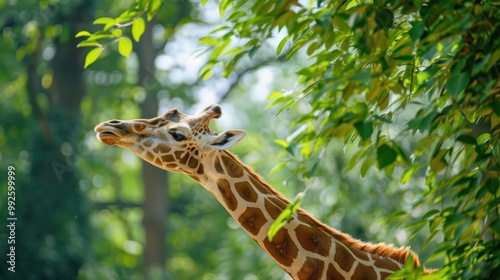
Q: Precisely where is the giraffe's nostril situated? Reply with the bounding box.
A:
[109,120,121,124]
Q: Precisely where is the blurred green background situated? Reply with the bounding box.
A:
[0,0,438,279]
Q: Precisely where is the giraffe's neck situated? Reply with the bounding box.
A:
[197,150,419,280]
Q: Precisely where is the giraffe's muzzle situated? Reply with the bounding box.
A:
[94,120,128,146]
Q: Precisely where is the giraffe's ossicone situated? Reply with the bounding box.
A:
[95,104,433,280]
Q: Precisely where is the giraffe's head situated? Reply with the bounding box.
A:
[94,104,246,176]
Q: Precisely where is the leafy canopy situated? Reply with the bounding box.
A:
[81,0,500,278]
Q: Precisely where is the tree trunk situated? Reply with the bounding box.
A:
[136,18,168,278]
[11,3,91,279]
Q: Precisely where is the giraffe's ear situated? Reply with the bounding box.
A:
[208,130,246,150]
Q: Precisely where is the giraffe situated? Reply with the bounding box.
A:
[94,104,432,279]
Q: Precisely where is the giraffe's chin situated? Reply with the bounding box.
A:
[97,132,120,146]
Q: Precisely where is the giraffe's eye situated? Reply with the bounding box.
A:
[170,130,186,142]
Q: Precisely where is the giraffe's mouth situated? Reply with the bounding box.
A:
[95,123,123,146]
[97,132,120,145]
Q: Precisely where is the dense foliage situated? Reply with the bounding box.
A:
[82,0,500,278]
[207,1,500,278]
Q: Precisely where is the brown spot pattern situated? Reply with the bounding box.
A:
[174,150,184,160]
[263,228,298,267]
[372,254,401,272]
[196,164,204,175]
[179,153,190,165]
[161,154,175,163]
[351,263,378,280]
[297,257,324,280]
[217,179,237,211]
[143,139,153,147]
[249,176,273,195]
[134,123,146,131]
[351,246,370,261]
[295,224,331,257]
[334,243,356,270]
[380,271,392,279]
[153,143,171,154]
[237,207,266,235]
[146,152,154,161]
[221,155,244,178]
[265,199,285,220]
[214,156,224,174]
[235,181,258,202]
[166,163,177,169]
[326,263,345,279]
[188,157,198,168]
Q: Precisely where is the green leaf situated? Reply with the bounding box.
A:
[446,72,470,98]
[286,30,312,61]
[93,17,115,30]
[456,134,476,145]
[352,103,369,120]
[219,0,233,17]
[84,47,103,68]
[409,21,424,42]
[111,29,122,37]
[360,157,374,177]
[227,11,245,21]
[269,161,288,176]
[132,17,145,42]
[348,70,371,83]
[391,142,410,165]
[87,31,116,41]
[400,164,420,184]
[148,0,162,20]
[223,52,245,77]
[485,177,499,195]
[198,61,215,79]
[422,209,440,220]
[430,149,448,173]
[273,139,289,148]
[353,121,373,140]
[248,45,259,58]
[476,133,490,145]
[412,0,425,8]
[276,35,291,57]
[375,8,393,29]
[345,147,370,172]
[267,192,304,242]
[202,69,213,81]
[75,31,92,38]
[210,38,230,60]
[77,40,101,48]
[414,136,436,157]
[93,17,115,25]
[377,144,397,169]
[118,37,133,58]
[382,209,408,225]
[199,36,218,45]
[404,253,415,272]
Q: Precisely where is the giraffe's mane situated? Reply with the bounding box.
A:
[316,220,421,267]
[222,150,423,270]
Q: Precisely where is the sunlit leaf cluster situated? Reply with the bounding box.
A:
[199,0,500,278]
[76,0,158,67]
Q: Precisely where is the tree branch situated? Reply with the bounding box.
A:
[217,53,286,103]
